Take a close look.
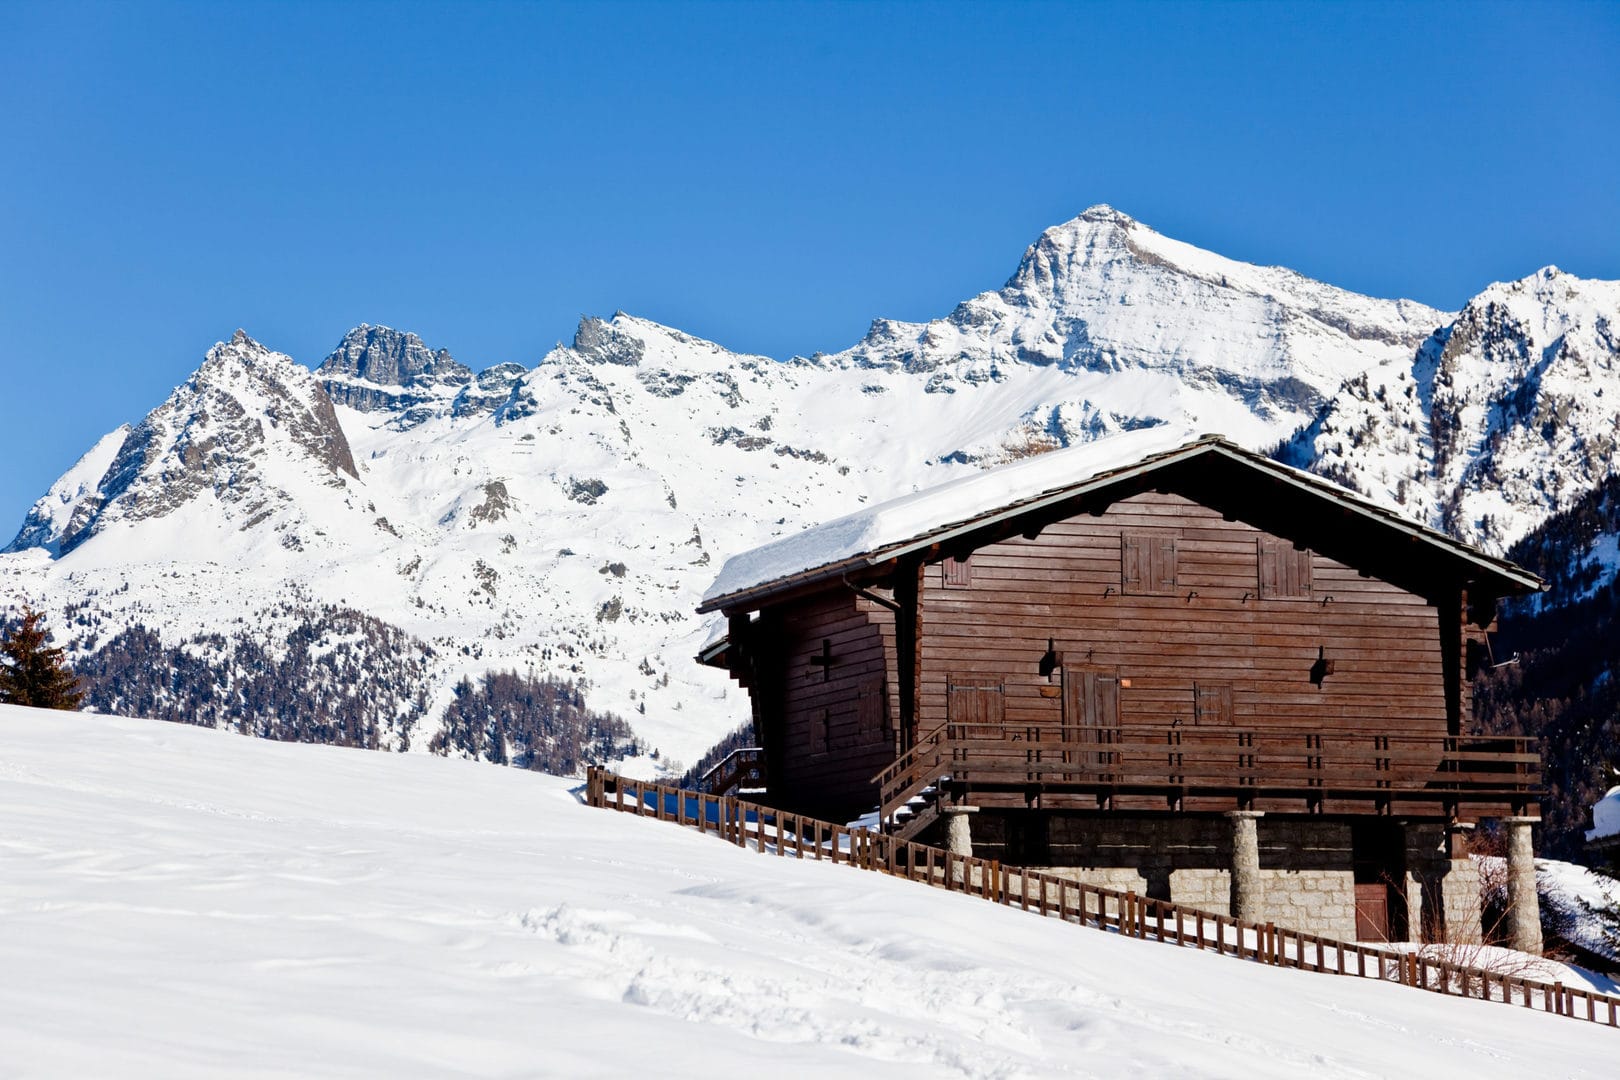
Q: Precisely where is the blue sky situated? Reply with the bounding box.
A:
[2,1,1617,529]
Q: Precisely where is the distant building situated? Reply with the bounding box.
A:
[700,433,1546,946]
[1590,781,1620,871]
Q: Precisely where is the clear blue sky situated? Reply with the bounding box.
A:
[2,1,1617,530]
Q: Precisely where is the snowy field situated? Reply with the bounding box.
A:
[0,705,1612,1078]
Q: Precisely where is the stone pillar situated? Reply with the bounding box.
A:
[1502,817,1542,955]
[943,806,978,887]
[1226,810,1264,923]
[1441,823,1484,945]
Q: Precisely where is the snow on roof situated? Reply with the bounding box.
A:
[1589,785,1620,843]
[700,427,1544,611]
[702,427,1195,606]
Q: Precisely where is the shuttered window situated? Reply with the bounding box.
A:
[1193,682,1233,726]
[947,677,1004,736]
[1258,538,1313,599]
[942,555,972,588]
[810,708,830,755]
[1121,534,1177,594]
[857,677,889,741]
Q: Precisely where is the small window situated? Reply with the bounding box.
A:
[1258,538,1312,599]
[1193,683,1233,726]
[1121,534,1177,594]
[947,677,1004,736]
[942,555,972,588]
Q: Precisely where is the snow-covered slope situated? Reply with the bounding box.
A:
[1285,269,1620,551]
[0,704,1610,1078]
[6,424,129,556]
[3,208,1616,771]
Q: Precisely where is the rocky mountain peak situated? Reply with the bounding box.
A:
[317,325,474,419]
[45,333,360,553]
[317,324,470,387]
[1075,203,1135,227]
[570,315,649,367]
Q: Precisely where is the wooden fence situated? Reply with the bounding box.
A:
[585,767,1620,1029]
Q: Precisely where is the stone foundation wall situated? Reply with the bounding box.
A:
[1403,824,1484,945]
[968,811,1479,943]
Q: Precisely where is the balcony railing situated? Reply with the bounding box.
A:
[875,723,1540,828]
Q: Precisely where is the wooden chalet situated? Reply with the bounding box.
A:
[697,432,1547,945]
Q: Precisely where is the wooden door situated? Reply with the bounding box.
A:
[1351,821,1407,942]
[1354,884,1390,942]
[1063,668,1120,769]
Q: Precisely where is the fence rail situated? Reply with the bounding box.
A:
[585,766,1618,1030]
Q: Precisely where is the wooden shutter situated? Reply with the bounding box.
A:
[1258,538,1281,597]
[810,708,829,755]
[1258,538,1312,599]
[1289,546,1312,598]
[942,555,972,588]
[1193,683,1233,726]
[1122,534,1176,594]
[1063,668,1120,768]
[1153,537,1178,593]
[857,677,889,741]
[1121,536,1145,593]
[948,677,1003,738]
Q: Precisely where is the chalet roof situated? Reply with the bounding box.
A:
[699,430,1544,613]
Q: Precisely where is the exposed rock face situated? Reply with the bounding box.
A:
[572,315,648,367]
[317,324,473,418]
[452,363,527,418]
[39,331,360,554]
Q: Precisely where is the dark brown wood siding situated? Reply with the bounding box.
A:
[753,589,898,818]
[915,491,1448,757]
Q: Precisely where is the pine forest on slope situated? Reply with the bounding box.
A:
[3,206,1618,851]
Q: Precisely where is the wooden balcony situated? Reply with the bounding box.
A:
[874,723,1541,827]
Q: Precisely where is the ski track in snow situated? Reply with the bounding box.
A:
[0,704,1611,1078]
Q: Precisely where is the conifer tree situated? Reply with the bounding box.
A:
[0,606,85,710]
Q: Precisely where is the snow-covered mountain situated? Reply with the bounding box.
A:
[833,205,1445,447]
[1284,268,1620,551]
[4,206,1616,771]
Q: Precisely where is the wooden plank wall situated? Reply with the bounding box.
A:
[916,491,1450,761]
[758,590,899,818]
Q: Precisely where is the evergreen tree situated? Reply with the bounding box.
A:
[0,606,85,710]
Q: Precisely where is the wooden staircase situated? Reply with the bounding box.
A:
[889,789,944,842]
[699,746,765,797]
[871,720,956,835]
